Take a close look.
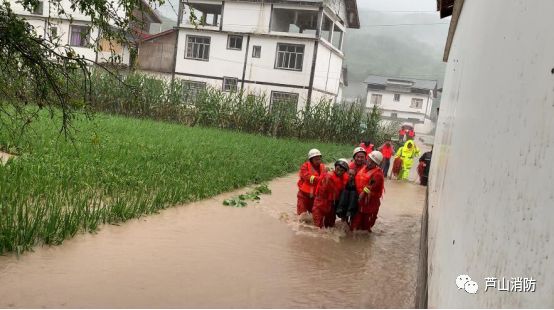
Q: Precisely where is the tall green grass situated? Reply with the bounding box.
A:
[0,111,352,254]
[88,72,397,146]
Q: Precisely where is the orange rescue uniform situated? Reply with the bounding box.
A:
[351,166,385,231]
[296,161,326,215]
[312,172,349,228]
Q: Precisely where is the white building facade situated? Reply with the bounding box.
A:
[8,0,100,61]
[8,0,161,66]
[364,75,437,134]
[172,0,359,110]
[424,0,554,308]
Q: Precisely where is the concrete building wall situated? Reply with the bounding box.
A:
[366,90,431,118]
[313,42,343,98]
[222,1,271,33]
[137,31,176,73]
[8,0,106,62]
[427,0,554,307]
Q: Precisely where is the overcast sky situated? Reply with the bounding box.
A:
[157,0,439,21]
[357,0,436,12]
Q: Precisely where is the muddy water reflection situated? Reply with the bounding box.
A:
[0,176,424,308]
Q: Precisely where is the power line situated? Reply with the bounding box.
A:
[165,0,179,18]
[360,22,449,27]
[365,10,437,13]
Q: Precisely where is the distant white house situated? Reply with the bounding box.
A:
[138,0,360,110]
[9,0,162,66]
[364,75,437,134]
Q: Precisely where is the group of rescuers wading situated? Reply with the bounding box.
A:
[296,139,424,231]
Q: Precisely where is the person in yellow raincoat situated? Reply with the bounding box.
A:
[394,140,420,180]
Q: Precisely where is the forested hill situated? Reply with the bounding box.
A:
[342,10,449,99]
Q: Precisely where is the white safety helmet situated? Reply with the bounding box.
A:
[352,146,367,158]
[368,151,384,165]
[308,148,322,159]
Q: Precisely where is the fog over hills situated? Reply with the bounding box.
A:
[342,9,449,99]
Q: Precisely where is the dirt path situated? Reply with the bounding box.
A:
[0,151,13,165]
[0,172,426,308]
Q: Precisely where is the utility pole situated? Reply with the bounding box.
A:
[171,0,184,85]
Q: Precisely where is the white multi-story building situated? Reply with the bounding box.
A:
[151,0,359,110]
[8,0,161,66]
[364,75,437,134]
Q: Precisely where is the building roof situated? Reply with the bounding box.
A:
[223,0,360,28]
[437,0,455,18]
[437,0,464,62]
[140,28,176,42]
[364,75,437,91]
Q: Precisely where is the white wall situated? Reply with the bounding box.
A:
[175,28,316,107]
[173,0,351,108]
[366,90,431,117]
[427,0,554,307]
[175,29,245,80]
[222,1,271,33]
[9,0,100,62]
[245,35,314,86]
[313,42,343,96]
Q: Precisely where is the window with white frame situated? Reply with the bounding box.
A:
[393,93,401,102]
[252,45,261,58]
[69,25,90,47]
[185,35,211,61]
[275,43,304,71]
[182,80,206,101]
[410,98,424,108]
[391,112,398,119]
[370,94,382,105]
[332,24,343,50]
[321,15,333,42]
[227,35,243,50]
[270,91,299,114]
[223,77,238,92]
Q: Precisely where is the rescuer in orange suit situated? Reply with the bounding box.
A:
[297,148,326,217]
[312,159,350,228]
[351,151,385,232]
[349,147,367,177]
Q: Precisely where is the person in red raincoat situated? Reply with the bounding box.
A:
[378,140,395,178]
[399,129,406,142]
[297,148,326,216]
[408,129,415,140]
[359,140,374,156]
[351,151,385,232]
[312,159,349,228]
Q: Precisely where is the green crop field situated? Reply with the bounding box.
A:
[0,112,352,254]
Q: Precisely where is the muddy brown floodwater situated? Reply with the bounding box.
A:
[0,171,426,308]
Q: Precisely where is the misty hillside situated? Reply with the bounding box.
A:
[343,10,449,99]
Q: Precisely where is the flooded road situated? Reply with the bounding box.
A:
[0,174,425,308]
